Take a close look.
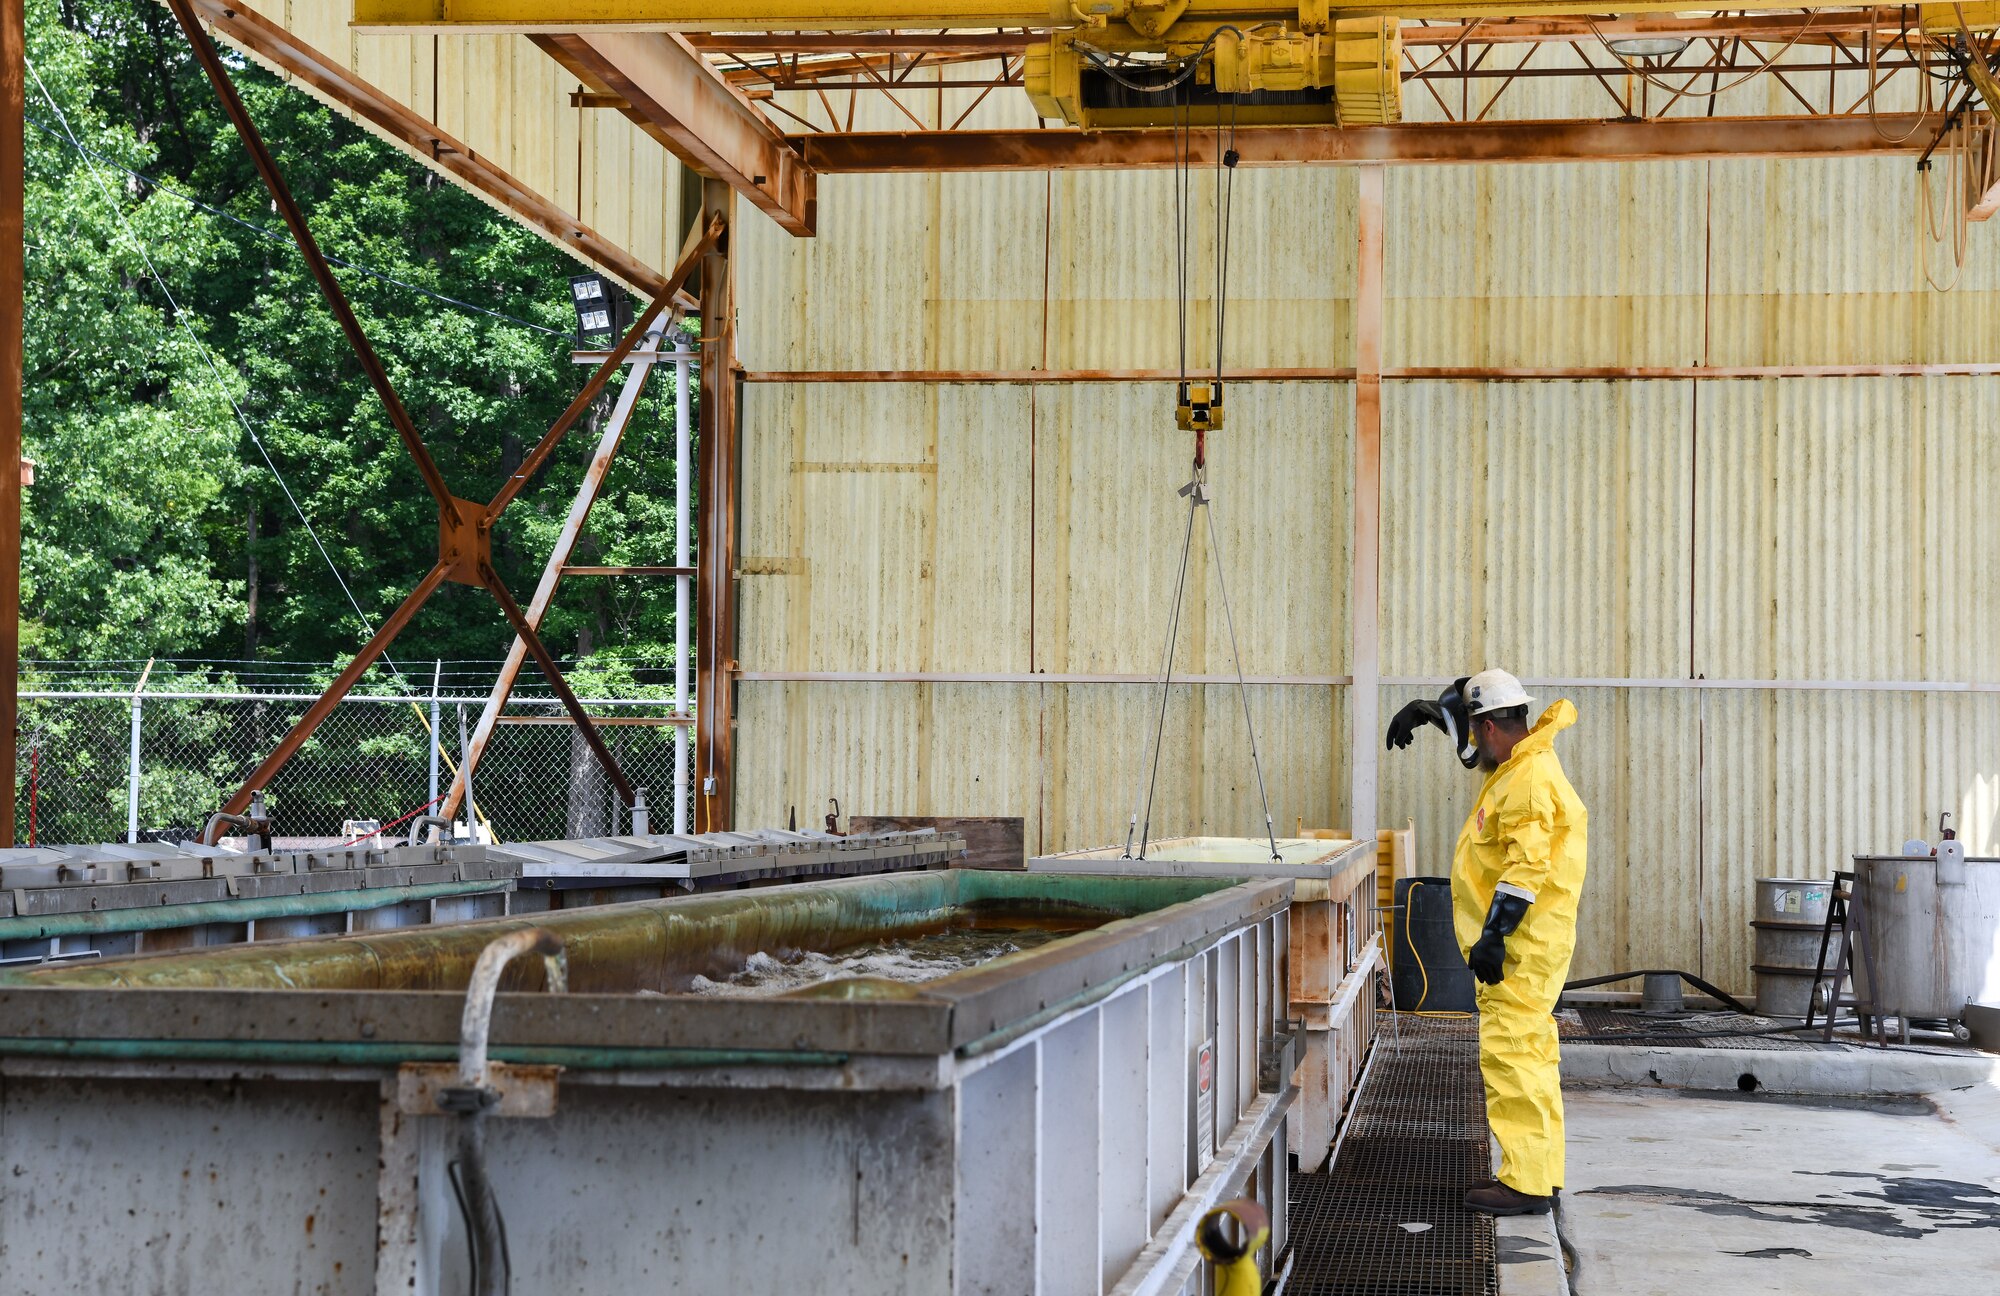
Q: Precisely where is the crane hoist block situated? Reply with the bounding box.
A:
[1025,17,1400,128]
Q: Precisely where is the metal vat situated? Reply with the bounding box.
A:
[1027,836,1377,1171]
[0,868,1297,1295]
[1851,855,2000,1023]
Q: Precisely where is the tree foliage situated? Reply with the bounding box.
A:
[22,0,690,684]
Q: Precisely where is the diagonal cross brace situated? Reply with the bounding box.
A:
[166,0,717,820]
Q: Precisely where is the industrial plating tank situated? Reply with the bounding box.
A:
[1851,854,2000,1025]
[0,870,1296,1295]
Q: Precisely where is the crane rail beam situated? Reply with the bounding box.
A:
[795,114,1942,170]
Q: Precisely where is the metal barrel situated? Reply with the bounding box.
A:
[1754,877,1834,928]
[1750,919,1832,972]
[1751,966,1826,1020]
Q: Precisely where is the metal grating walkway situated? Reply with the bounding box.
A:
[1287,1015,1497,1296]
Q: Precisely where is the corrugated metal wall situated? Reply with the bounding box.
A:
[241,4,689,284]
[731,64,2000,993]
[239,19,2000,992]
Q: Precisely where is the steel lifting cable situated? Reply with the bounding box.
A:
[1122,78,1278,863]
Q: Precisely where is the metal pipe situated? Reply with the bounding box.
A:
[443,927,564,1296]
[125,657,153,843]
[456,927,564,1092]
[673,335,691,835]
[428,659,442,807]
[408,813,454,847]
[0,0,18,851]
[458,705,475,840]
[197,811,252,847]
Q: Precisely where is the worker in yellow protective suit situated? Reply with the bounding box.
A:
[1386,668,1588,1217]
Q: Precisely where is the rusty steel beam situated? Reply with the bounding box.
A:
[724,49,1004,88]
[173,7,717,819]
[169,0,457,512]
[221,562,452,817]
[480,559,637,805]
[485,210,718,519]
[0,0,18,846]
[535,33,816,236]
[442,330,664,822]
[795,114,1939,170]
[174,0,672,297]
[695,178,738,833]
[1348,164,1383,841]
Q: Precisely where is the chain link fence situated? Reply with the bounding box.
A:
[15,661,693,847]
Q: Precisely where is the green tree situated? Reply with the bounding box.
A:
[25,0,690,679]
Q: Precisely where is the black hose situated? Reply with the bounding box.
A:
[1562,967,1757,1016]
[449,1113,511,1296]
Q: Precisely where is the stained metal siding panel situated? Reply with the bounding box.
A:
[738,90,936,371]
[736,385,805,675]
[1707,156,2000,365]
[1922,693,2000,857]
[1199,383,1349,676]
[802,471,933,672]
[1196,686,1344,844]
[1387,162,1706,368]
[1034,384,1208,674]
[734,681,923,833]
[926,683,1044,826]
[1770,379,1924,680]
[1698,687,1775,994]
[1208,168,1358,369]
[736,385,1032,675]
[1041,684,1344,855]
[936,169,1049,371]
[1380,381,1692,679]
[1690,379,1777,681]
[1032,383,1349,677]
[933,387,1034,673]
[1921,379,2000,683]
[1047,170,1217,371]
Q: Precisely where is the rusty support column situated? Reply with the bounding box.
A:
[694,178,737,832]
[1349,165,1384,841]
[0,0,18,847]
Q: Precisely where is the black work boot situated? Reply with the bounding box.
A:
[1463,1181,1552,1216]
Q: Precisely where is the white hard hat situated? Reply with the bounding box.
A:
[1463,668,1533,717]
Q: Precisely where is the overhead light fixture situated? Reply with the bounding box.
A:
[568,272,633,344]
[1605,12,1690,59]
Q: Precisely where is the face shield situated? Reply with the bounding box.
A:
[1440,676,1477,769]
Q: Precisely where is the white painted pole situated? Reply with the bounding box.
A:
[427,658,442,807]
[673,334,691,836]
[126,657,154,843]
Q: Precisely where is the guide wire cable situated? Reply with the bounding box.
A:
[1122,72,1278,863]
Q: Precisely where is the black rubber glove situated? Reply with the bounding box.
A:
[1467,892,1531,985]
[1385,698,1446,751]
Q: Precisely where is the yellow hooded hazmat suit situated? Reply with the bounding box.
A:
[1450,699,1588,1198]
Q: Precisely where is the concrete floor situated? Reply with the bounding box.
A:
[1558,1084,2000,1295]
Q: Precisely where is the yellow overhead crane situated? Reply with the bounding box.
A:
[356,1,1999,130]
[1023,16,1402,127]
